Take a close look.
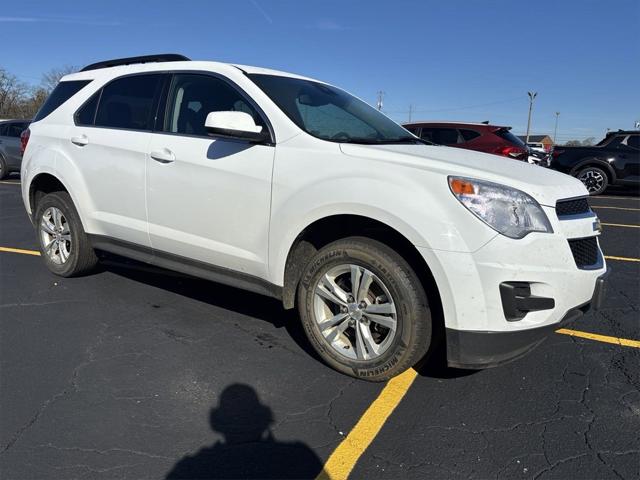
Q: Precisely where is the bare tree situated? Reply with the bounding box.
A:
[0,68,29,118]
[564,137,598,147]
[40,65,78,93]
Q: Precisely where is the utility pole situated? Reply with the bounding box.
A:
[525,91,537,144]
[408,104,413,122]
[376,91,385,111]
[553,112,560,145]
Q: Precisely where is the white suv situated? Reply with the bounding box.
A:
[21,54,607,381]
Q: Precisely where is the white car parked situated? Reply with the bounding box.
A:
[21,54,607,381]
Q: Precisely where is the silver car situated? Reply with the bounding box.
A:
[0,119,30,179]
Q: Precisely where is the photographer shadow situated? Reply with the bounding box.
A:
[166,383,325,479]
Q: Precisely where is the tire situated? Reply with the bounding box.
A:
[0,156,8,180]
[297,237,432,381]
[576,166,609,196]
[34,192,98,277]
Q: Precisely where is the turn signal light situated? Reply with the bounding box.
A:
[449,178,476,195]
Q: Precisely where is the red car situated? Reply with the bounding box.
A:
[403,121,529,161]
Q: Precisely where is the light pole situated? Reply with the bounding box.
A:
[376,91,385,111]
[553,112,560,145]
[525,91,537,144]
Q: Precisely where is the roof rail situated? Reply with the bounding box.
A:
[80,54,190,72]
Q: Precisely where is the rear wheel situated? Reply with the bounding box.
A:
[297,237,432,381]
[35,192,98,277]
[576,166,608,195]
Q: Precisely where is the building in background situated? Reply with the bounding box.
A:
[517,134,554,151]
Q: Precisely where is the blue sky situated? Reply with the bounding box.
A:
[1,0,638,141]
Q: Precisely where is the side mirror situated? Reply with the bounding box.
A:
[204,111,268,143]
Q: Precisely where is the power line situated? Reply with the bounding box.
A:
[384,95,526,114]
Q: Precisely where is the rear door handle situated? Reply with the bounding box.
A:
[150,148,175,164]
[71,135,89,146]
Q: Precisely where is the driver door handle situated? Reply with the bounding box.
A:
[71,135,89,146]
[150,148,175,164]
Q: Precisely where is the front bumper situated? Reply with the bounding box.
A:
[445,269,609,369]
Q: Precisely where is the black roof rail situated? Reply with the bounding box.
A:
[80,54,190,72]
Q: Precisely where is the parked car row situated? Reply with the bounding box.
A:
[0,119,31,179]
[550,130,640,195]
[403,121,638,194]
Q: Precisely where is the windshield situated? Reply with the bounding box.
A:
[248,74,423,144]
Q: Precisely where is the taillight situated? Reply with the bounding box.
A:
[20,128,30,155]
[494,145,526,159]
[552,149,564,158]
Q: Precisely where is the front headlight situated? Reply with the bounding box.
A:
[448,176,553,239]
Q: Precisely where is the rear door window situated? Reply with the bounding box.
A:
[33,80,91,122]
[95,74,164,131]
[75,92,101,126]
[422,128,464,145]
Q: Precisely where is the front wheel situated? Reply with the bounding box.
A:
[297,237,432,381]
[576,166,609,195]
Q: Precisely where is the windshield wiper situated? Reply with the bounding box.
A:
[340,137,433,145]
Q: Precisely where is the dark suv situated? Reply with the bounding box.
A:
[550,130,640,195]
[403,121,529,161]
[0,119,30,179]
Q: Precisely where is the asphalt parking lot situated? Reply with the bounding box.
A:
[0,175,638,480]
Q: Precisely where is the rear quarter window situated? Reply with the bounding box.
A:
[460,129,481,142]
[495,128,526,147]
[33,80,91,122]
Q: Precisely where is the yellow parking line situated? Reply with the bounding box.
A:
[592,206,640,212]
[316,368,417,480]
[2,242,638,479]
[602,223,640,228]
[605,255,640,263]
[0,181,20,185]
[0,246,40,256]
[556,328,640,348]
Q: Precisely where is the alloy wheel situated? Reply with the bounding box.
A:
[578,169,605,194]
[40,207,72,264]
[313,264,397,361]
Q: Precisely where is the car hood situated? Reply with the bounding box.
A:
[340,143,587,206]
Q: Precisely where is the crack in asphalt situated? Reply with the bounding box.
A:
[0,321,110,455]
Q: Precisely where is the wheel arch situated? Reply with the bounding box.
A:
[570,158,617,183]
[280,213,445,343]
[28,172,71,215]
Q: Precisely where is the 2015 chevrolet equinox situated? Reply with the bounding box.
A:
[20,54,608,381]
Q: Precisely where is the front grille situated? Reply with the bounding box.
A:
[556,197,591,217]
[568,237,600,268]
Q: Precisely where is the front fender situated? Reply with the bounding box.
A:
[569,157,617,182]
[267,174,496,286]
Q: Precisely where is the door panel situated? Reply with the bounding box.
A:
[146,72,274,277]
[66,73,165,246]
[146,134,274,277]
[67,126,151,246]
